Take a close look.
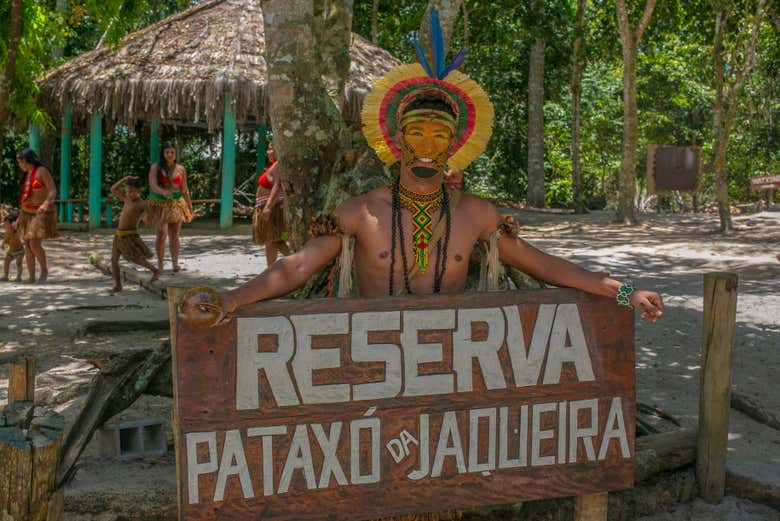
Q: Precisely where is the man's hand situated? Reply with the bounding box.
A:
[630,290,665,323]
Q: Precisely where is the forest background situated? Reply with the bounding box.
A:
[0,0,777,232]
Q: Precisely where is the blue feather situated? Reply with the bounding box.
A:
[413,38,435,77]
[441,49,467,78]
[430,8,445,79]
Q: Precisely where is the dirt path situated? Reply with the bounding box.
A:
[1,210,778,519]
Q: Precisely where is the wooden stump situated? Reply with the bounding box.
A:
[0,402,65,521]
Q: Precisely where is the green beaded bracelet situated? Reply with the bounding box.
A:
[616,281,634,307]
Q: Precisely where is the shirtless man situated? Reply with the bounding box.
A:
[109,176,160,293]
[180,36,664,326]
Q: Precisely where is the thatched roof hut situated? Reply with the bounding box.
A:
[38,0,401,131]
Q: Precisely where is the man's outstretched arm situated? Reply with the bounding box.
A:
[496,235,664,322]
[221,234,342,311]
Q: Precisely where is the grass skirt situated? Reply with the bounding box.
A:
[113,231,153,264]
[252,204,286,244]
[17,209,58,240]
[146,198,192,226]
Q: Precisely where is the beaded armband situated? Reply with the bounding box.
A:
[497,215,520,238]
[616,281,635,307]
[309,213,342,238]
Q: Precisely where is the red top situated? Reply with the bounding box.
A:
[161,169,183,186]
[257,161,278,190]
[20,167,44,207]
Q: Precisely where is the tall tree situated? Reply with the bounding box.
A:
[418,0,463,66]
[615,0,656,224]
[711,0,767,232]
[526,0,546,208]
[0,0,24,147]
[263,0,351,247]
[571,0,586,213]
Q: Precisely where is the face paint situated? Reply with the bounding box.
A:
[400,120,453,179]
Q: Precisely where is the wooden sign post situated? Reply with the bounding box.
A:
[749,175,780,191]
[170,289,635,521]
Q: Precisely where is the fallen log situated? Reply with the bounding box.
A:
[634,429,698,483]
[726,462,780,511]
[57,345,171,488]
[731,390,780,431]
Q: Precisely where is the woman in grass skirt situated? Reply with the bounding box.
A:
[252,142,290,266]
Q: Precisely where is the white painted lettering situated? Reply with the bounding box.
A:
[351,312,402,400]
[568,399,598,462]
[350,418,381,484]
[468,408,497,473]
[499,405,527,468]
[598,397,630,460]
[278,425,317,493]
[186,431,218,504]
[236,317,299,409]
[542,304,595,384]
[290,314,351,404]
[531,402,557,466]
[402,310,455,396]
[214,429,254,501]
[247,425,287,496]
[504,304,555,386]
[453,308,506,391]
[431,411,467,477]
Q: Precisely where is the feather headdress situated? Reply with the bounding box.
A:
[362,8,493,171]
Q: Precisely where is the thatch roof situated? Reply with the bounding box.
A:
[38,0,401,132]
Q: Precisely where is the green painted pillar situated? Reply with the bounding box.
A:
[150,116,160,165]
[220,95,236,229]
[256,124,267,175]
[88,112,103,229]
[60,101,73,223]
[29,123,41,155]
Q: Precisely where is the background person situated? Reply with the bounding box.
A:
[108,176,160,293]
[146,142,192,273]
[252,142,290,266]
[2,214,24,282]
[16,147,58,283]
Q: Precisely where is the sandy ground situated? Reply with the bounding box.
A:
[1,209,779,520]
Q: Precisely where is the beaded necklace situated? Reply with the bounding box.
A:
[397,182,443,274]
[389,178,451,295]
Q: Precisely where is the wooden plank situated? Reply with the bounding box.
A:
[173,289,636,521]
[749,174,780,191]
[697,272,738,504]
[574,492,608,521]
[168,287,187,521]
[8,355,36,404]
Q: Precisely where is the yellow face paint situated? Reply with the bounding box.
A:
[401,120,454,178]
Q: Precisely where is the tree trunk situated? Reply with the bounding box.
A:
[0,0,24,154]
[418,0,463,69]
[371,0,379,43]
[615,0,656,225]
[618,40,638,224]
[711,0,766,233]
[571,0,586,214]
[263,1,350,247]
[319,0,354,111]
[527,32,545,208]
[53,0,68,59]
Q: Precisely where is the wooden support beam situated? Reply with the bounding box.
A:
[220,95,237,229]
[88,112,103,229]
[59,101,72,223]
[697,272,738,504]
[150,116,161,165]
[574,492,608,521]
[8,355,36,404]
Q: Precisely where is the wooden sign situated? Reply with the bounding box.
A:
[647,145,702,194]
[749,175,780,191]
[171,289,635,521]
